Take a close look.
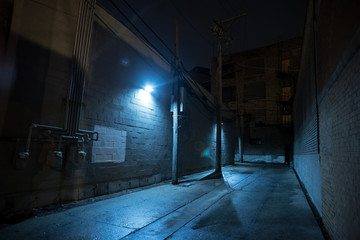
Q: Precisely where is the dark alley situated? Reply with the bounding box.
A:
[0,0,359,239]
[0,164,324,240]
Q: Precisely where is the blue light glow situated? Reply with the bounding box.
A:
[144,85,154,93]
[121,58,130,66]
[201,148,210,157]
[138,89,152,103]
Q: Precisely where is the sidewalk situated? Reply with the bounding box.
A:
[0,164,324,240]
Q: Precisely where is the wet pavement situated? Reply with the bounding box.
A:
[0,163,324,240]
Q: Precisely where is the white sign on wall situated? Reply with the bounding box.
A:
[92,125,127,163]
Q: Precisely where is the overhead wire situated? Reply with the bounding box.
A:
[121,0,177,58]
[108,0,172,64]
[121,0,217,111]
[106,0,231,117]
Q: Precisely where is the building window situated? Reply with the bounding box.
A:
[282,86,292,101]
[282,114,292,127]
[281,59,290,73]
[222,86,236,102]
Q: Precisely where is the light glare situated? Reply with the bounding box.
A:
[144,85,154,93]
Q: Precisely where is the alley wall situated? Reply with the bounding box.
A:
[0,0,237,217]
[293,0,360,239]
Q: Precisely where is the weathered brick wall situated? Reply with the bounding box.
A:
[319,49,360,240]
[178,88,217,175]
[294,0,360,239]
[178,80,237,176]
[0,1,238,217]
[81,18,173,185]
[292,0,322,215]
[0,0,82,215]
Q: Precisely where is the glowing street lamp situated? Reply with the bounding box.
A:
[144,85,154,93]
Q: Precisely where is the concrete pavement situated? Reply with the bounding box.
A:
[0,163,324,240]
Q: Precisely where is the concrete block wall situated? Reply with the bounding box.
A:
[0,1,238,217]
[293,0,360,239]
[178,89,217,175]
[178,87,237,176]
[80,18,173,184]
[0,0,82,215]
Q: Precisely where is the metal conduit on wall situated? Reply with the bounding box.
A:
[19,0,98,160]
[68,0,96,135]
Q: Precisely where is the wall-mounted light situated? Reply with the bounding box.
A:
[144,85,154,93]
[138,84,155,104]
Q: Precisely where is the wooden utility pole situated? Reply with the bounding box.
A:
[172,21,180,184]
[212,13,247,172]
[215,26,223,173]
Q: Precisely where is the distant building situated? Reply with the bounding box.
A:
[212,37,302,163]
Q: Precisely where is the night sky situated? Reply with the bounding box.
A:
[98,0,308,70]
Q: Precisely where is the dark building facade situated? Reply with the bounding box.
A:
[214,38,302,164]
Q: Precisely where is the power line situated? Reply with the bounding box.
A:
[121,0,176,58]
[106,0,219,113]
[108,0,171,63]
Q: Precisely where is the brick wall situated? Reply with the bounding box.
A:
[319,49,360,240]
[178,88,217,175]
[293,0,322,215]
[81,18,173,184]
[293,0,360,239]
[0,1,238,216]
[177,86,237,176]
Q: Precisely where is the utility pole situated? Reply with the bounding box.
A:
[172,21,180,184]
[212,13,247,173]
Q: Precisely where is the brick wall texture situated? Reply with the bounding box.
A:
[0,1,238,216]
[293,0,360,239]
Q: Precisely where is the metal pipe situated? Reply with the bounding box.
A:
[76,1,95,132]
[70,0,87,135]
[67,0,85,133]
[19,0,98,160]
[25,124,34,153]
[172,21,180,184]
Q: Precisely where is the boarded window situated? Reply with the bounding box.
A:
[92,125,126,163]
